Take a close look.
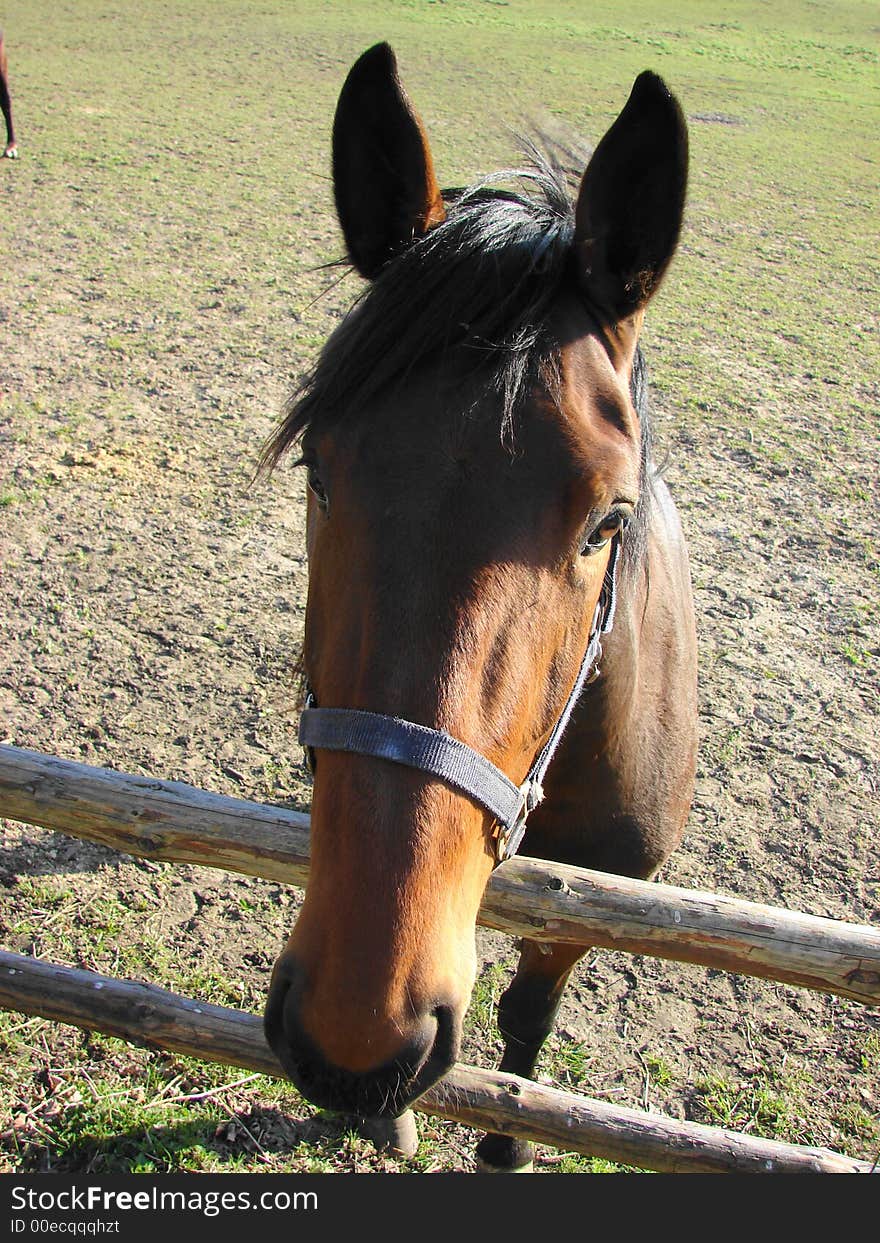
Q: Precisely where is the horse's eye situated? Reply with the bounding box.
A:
[306,465,329,512]
[580,505,632,556]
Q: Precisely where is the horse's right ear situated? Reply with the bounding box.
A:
[332,43,446,279]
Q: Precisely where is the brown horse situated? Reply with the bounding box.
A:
[0,32,17,159]
[263,43,697,1171]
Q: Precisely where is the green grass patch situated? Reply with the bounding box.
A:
[694,1071,791,1137]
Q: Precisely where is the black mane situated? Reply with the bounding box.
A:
[261,145,655,566]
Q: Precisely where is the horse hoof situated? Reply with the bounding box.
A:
[3,147,17,159]
[356,1109,419,1158]
[475,1156,534,1173]
[475,1133,535,1172]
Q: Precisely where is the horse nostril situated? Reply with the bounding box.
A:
[430,1003,457,1072]
[263,971,293,1064]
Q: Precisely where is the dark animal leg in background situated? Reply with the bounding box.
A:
[0,32,17,158]
[476,939,585,1172]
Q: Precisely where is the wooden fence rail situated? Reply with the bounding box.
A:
[2,744,879,1006]
[0,950,873,1174]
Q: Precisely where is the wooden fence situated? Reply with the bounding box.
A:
[1,743,878,1174]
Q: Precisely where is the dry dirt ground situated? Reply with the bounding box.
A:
[0,20,878,1172]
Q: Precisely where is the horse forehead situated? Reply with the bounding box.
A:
[315,313,639,499]
[557,328,639,432]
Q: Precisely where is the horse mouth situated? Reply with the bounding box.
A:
[264,973,459,1118]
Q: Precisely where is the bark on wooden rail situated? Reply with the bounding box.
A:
[2,744,879,1006]
[0,950,872,1174]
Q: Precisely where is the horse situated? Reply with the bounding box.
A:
[262,42,697,1172]
[0,32,17,159]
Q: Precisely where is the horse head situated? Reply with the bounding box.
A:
[264,43,688,1120]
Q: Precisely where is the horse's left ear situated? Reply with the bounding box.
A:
[574,72,688,352]
[332,43,446,279]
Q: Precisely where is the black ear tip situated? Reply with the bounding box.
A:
[627,71,687,148]
[366,41,395,60]
[629,70,684,115]
[339,43,399,107]
[353,42,397,75]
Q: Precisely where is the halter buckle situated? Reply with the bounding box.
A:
[302,689,317,775]
[585,640,603,685]
[496,777,544,863]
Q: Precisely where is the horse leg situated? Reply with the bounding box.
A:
[475,938,585,1173]
[0,34,17,158]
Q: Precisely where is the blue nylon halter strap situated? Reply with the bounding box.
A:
[299,536,621,864]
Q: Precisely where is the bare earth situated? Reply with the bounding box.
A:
[1,99,878,1171]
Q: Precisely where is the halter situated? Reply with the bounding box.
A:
[299,536,621,864]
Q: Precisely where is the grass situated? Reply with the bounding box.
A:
[0,1011,361,1174]
[1,0,878,1175]
[694,1071,792,1137]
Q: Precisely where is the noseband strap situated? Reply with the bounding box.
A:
[299,537,621,863]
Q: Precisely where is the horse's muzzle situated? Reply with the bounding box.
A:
[264,963,459,1118]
